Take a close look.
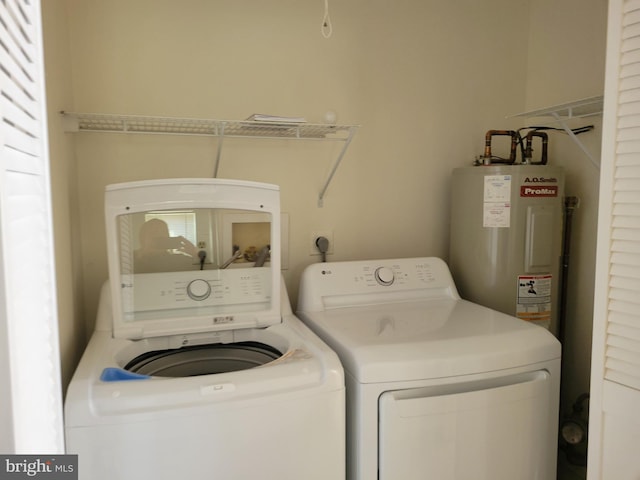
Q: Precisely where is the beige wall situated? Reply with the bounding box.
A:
[42,1,86,391]
[42,0,607,407]
[526,0,607,411]
[60,0,531,332]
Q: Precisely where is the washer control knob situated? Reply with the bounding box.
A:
[187,279,211,301]
[374,266,395,286]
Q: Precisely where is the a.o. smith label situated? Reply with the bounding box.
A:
[524,176,558,183]
[0,455,77,479]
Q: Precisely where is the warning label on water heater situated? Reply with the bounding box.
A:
[516,274,552,322]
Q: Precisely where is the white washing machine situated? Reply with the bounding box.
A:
[65,179,345,480]
[297,257,561,480]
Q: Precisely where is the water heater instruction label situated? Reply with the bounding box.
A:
[516,274,552,322]
[483,175,511,227]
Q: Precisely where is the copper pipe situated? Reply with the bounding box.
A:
[525,131,548,165]
[483,130,518,164]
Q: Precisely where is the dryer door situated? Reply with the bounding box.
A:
[378,370,555,480]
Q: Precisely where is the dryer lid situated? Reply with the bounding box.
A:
[104,179,282,340]
[299,298,561,383]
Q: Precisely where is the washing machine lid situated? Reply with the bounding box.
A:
[104,179,282,340]
[299,298,561,383]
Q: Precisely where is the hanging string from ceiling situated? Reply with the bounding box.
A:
[321,0,333,38]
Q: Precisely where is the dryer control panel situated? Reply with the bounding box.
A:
[298,257,461,312]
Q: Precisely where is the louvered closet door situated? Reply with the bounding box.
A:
[589,0,640,478]
[0,0,64,453]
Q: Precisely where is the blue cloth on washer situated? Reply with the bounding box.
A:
[100,367,150,382]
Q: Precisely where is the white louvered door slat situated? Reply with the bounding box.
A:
[624,0,640,14]
[606,142,640,385]
[0,0,64,454]
[620,75,640,92]
[619,87,640,103]
[0,69,35,113]
[589,0,640,478]
[608,320,640,340]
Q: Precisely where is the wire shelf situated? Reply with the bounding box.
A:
[512,96,604,120]
[61,112,355,140]
[510,96,604,169]
[60,111,359,206]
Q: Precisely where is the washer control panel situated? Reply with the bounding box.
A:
[121,268,271,315]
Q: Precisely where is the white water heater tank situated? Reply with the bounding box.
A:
[449,165,565,332]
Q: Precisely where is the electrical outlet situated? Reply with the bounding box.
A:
[310,230,334,256]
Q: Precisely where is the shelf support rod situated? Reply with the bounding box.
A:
[318,126,356,207]
[550,112,600,170]
[213,122,225,178]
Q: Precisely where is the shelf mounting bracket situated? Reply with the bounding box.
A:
[550,111,600,170]
[318,126,356,207]
[213,122,225,177]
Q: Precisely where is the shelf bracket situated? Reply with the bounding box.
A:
[550,112,600,170]
[318,126,356,207]
[213,122,225,177]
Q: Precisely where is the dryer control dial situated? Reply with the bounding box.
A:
[374,266,395,286]
[187,279,212,301]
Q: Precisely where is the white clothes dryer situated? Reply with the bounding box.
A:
[65,179,345,480]
[297,257,561,480]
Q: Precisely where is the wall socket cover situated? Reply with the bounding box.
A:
[310,230,334,255]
